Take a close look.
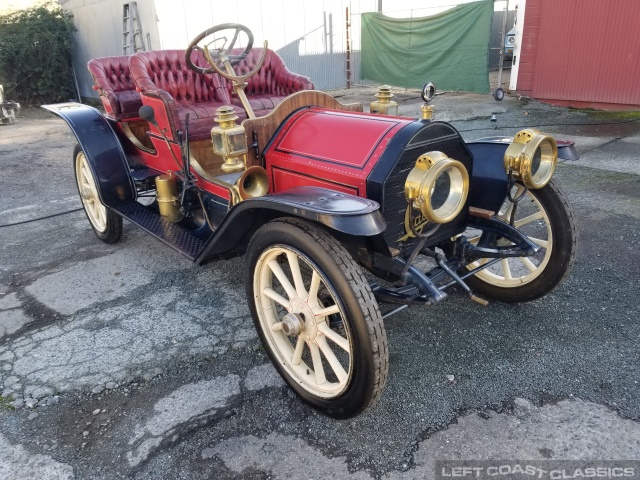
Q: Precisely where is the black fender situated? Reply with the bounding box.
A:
[196,187,387,264]
[466,136,579,213]
[470,136,579,161]
[42,103,135,206]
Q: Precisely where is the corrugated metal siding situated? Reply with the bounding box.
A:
[515,0,543,96]
[529,0,640,107]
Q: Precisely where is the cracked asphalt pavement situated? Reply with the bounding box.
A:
[0,93,638,479]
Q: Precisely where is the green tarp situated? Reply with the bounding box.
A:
[360,0,493,93]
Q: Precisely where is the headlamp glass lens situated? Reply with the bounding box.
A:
[430,169,452,210]
[531,148,542,176]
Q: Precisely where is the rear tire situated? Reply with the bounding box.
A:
[73,144,122,244]
[245,218,388,418]
[464,180,577,303]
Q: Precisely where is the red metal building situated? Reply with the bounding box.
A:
[511,0,640,110]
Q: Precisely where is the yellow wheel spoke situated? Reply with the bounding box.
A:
[317,336,348,384]
[468,258,488,269]
[529,236,549,249]
[286,251,307,299]
[318,323,350,353]
[291,336,305,366]
[313,304,340,318]
[520,256,538,273]
[262,287,290,309]
[501,259,512,280]
[308,271,321,304]
[515,211,544,228]
[268,260,297,300]
[309,342,326,385]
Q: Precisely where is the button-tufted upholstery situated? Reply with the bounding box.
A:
[129,49,247,141]
[225,48,314,117]
[87,56,143,120]
[129,48,314,141]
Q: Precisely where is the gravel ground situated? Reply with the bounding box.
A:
[0,93,638,479]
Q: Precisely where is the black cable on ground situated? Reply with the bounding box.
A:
[0,207,84,228]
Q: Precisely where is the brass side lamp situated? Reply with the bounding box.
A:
[211,106,248,173]
[370,85,398,116]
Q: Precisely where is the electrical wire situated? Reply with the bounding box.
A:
[0,207,84,228]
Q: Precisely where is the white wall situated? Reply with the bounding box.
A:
[154,0,358,54]
[64,0,492,96]
[62,0,160,98]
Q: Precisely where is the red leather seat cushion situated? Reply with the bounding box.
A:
[231,95,285,117]
[129,48,313,141]
[178,102,247,141]
[131,50,238,140]
[87,56,142,120]
[114,90,143,117]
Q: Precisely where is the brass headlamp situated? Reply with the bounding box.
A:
[211,106,248,173]
[504,128,558,189]
[404,151,469,224]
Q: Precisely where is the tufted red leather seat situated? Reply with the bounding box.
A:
[129,48,314,142]
[129,49,247,142]
[225,48,314,117]
[88,56,143,120]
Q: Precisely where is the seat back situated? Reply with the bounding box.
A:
[227,48,314,97]
[87,56,142,120]
[129,50,232,106]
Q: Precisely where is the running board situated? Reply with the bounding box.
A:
[112,201,207,260]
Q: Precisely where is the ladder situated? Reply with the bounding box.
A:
[123,2,146,55]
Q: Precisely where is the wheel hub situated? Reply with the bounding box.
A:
[289,298,318,341]
[81,186,92,200]
[281,312,303,337]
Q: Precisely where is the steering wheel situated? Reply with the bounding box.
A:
[186,23,265,81]
[186,23,268,120]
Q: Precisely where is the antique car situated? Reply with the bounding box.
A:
[44,24,577,418]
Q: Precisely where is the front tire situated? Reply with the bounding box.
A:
[245,219,388,418]
[73,144,122,243]
[464,179,577,303]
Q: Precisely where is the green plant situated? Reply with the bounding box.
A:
[0,395,15,410]
[0,1,76,105]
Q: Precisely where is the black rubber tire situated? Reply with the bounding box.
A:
[465,179,577,303]
[73,144,122,244]
[245,218,388,418]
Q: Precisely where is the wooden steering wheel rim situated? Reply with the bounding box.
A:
[185,23,254,75]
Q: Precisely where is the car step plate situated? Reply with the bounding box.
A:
[112,201,207,260]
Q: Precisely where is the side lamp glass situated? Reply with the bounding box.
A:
[211,106,248,173]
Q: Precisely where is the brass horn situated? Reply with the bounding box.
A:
[235,165,269,200]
